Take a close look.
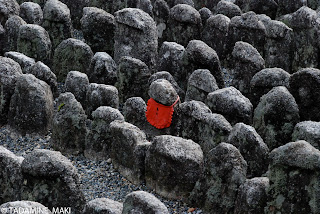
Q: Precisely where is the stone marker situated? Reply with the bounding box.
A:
[0,57,22,125]
[114,8,157,71]
[253,86,300,150]
[8,74,53,135]
[4,15,26,52]
[20,2,43,25]
[21,149,86,214]
[190,142,247,213]
[122,191,169,214]
[289,67,320,121]
[110,120,151,185]
[88,52,117,85]
[85,106,124,160]
[292,121,320,150]
[0,0,20,26]
[250,68,290,107]
[227,123,269,178]
[53,38,93,82]
[207,86,253,125]
[51,92,87,155]
[81,7,115,55]
[82,198,123,214]
[64,71,89,108]
[145,135,203,200]
[167,4,202,47]
[234,177,269,214]
[17,24,51,65]
[42,0,73,50]
[4,51,35,74]
[266,140,320,213]
[0,146,24,204]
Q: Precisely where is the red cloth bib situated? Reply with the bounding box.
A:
[146,96,179,129]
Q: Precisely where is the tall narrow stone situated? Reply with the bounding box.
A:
[114,8,157,71]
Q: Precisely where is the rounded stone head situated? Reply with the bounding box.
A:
[149,79,178,106]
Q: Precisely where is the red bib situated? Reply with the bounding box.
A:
[146,96,179,129]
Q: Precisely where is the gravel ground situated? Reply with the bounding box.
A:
[0,126,202,214]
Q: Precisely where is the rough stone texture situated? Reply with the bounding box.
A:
[123,97,147,131]
[122,0,153,16]
[201,14,230,60]
[185,69,219,103]
[148,71,185,100]
[207,86,253,125]
[292,121,320,150]
[182,40,225,91]
[16,0,48,7]
[109,120,151,185]
[276,0,306,17]
[266,140,320,213]
[289,67,320,122]
[231,41,265,98]
[195,0,220,11]
[53,38,93,82]
[17,24,51,65]
[157,41,185,88]
[42,0,73,50]
[122,191,169,214]
[0,57,22,125]
[81,7,115,55]
[0,201,51,214]
[246,0,278,19]
[8,74,53,135]
[83,198,123,214]
[215,0,242,18]
[0,23,5,55]
[176,100,232,153]
[167,4,202,47]
[88,0,112,13]
[234,177,269,214]
[253,86,300,150]
[4,51,35,74]
[114,8,157,71]
[0,0,20,26]
[227,123,269,178]
[145,135,203,200]
[250,68,290,107]
[21,149,86,214]
[148,79,178,106]
[189,142,247,214]
[20,2,43,25]
[29,61,58,98]
[86,83,119,117]
[116,57,151,104]
[264,20,293,72]
[85,106,124,160]
[152,0,170,45]
[64,71,89,108]
[4,15,26,52]
[51,92,87,155]
[175,0,195,7]
[0,146,24,204]
[291,6,319,72]
[59,0,90,29]
[88,52,117,85]
[228,11,266,57]
[199,7,212,26]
